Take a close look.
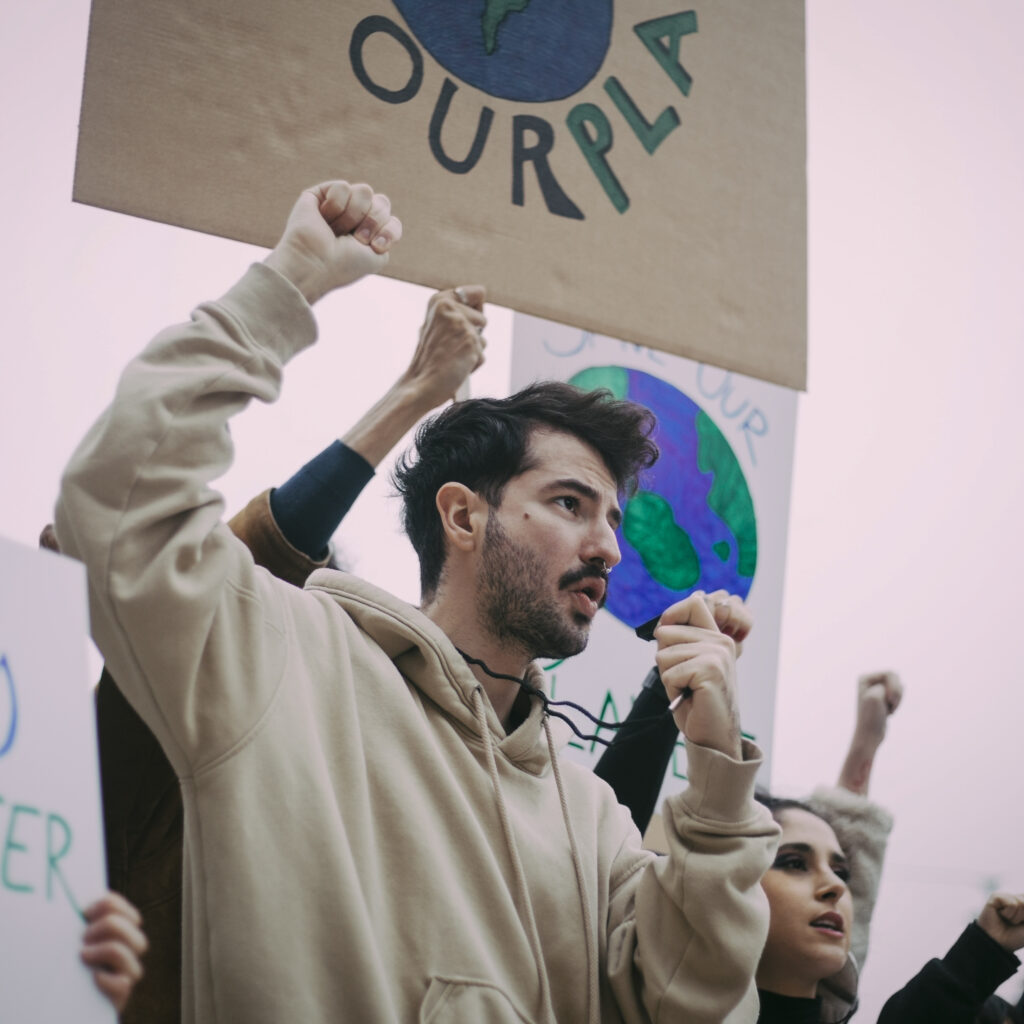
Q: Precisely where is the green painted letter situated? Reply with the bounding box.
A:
[2,804,40,893]
[46,813,79,912]
[567,103,629,213]
[604,76,680,155]
[634,12,698,98]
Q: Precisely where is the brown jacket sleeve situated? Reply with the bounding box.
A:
[227,489,329,589]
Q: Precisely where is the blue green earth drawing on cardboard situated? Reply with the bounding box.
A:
[391,0,613,101]
[570,367,758,627]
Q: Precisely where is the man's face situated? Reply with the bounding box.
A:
[476,429,622,660]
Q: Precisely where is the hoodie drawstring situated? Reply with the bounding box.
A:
[545,718,599,1024]
[471,687,556,1022]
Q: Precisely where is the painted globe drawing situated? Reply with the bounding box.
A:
[570,367,758,628]
[392,0,612,102]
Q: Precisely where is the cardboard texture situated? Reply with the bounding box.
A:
[75,1,807,388]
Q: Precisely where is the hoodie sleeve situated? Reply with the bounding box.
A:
[55,263,318,775]
[606,739,779,1023]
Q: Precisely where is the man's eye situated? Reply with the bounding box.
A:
[555,496,579,513]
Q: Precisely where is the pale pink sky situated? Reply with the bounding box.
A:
[2,2,1023,1015]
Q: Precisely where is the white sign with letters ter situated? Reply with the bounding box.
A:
[0,535,113,1023]
[511,315,798,810]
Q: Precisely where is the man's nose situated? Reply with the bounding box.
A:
[586,519,621,570]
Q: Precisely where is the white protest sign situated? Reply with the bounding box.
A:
[0,535,113,1023]
[511,316,798,804]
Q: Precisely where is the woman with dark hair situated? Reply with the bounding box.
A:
[755,795,859,1023]
[755,793,1024,1023]
[597,668,900,1020]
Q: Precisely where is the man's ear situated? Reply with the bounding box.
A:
[435,483,487,553]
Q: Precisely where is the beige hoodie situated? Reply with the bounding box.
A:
[56,264,778,1023]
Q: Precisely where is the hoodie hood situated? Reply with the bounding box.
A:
[306,567,595,1022]
[304,568,555,775]
[817,952,859,1023]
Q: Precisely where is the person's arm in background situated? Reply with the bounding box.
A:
[876,892,1024,1024]
[836,669,903,798]
[228,285,486,585]
[808,670,902,981]
[593,591,752,836]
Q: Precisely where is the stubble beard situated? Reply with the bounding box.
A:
[478,514,591,661]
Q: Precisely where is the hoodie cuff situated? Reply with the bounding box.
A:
[943,922,1021,998]
[228,489,328,588]
[215,262,319,365]
[676,738,766,825]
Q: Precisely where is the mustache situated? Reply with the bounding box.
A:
[558,565,610,607]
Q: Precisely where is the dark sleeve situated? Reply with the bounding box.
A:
[228,491,327,588]
[877,922,1021,1024]
[592,667,680,834]
[268,440,374,560]
[95,670,184,1024]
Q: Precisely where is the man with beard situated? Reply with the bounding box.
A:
[57,179,779,1024]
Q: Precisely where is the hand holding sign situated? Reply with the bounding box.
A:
[402,285,487,408]
[80,892,148,1012]
[1,535,116,1022]
[337,284,486,468]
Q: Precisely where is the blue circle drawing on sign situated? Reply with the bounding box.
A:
[391,0,613,102]
[570,367,758,628]
[0,654,17,757]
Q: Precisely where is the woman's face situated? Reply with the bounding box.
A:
[756,807,854,999]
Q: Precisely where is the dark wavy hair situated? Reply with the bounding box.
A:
[756,792,824,822]
[392,381,659,599]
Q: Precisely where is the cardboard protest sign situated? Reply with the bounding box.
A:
[0,536,113,1023]
[511,315,797,810]
[74,1,806,389]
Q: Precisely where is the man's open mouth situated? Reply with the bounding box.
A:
[566,578,606,618]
